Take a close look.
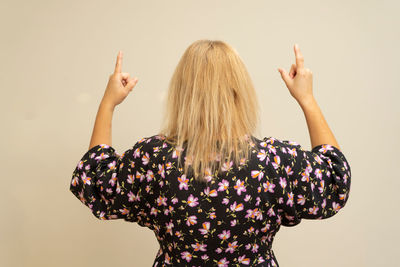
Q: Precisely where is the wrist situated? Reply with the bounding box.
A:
[298,96,318,111]
[100,98,116,111]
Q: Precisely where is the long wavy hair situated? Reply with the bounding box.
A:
[159,39,260,183]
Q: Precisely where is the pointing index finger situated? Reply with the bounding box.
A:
[294,44,304,69]
[114,51,123,74]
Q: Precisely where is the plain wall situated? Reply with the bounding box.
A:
[1,0,399,266]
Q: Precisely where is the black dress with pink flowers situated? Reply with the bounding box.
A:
[69,134,351,267]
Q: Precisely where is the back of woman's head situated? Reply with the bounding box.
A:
[160,39,260,183]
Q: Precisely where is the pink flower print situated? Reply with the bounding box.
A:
[71,176,79,186]
[257,149,267,161]
[178,174,189,190]
[119,208,129,216]
[271,155,281,169]
[217,257,229,267]
[201,254,209,260]
[322,198,326,209]
[263,181,275,193]
[107,160,117,171]
[171,197,178,204]
[267,207,276,217]
[150,207,158,216]
[251,170,264,181]
[244,194,251,202]
[218,179,229,191]
[314,154,323,164]
[198,221,210,235]
[318,180,325,193]
[319,144,334,153]
[187,194,199,207]
[166,162,172,169]
[251,243,259,253]
[146,170,154,182]
[128,191,140,202]
[238,255,250,265]
[245,208,258,219]
[209,212,216,219]
[81,172,91,185]
[225,241,238,253]
[164,205,174,216]
[230,201,244,212]
[215,247,223,254]
[343,174,349,184]
[311,182,315,191]
[109,173,117,187]
[95,152,110,162]
[136,170,145,182]
[127,174,134,184]
[186,215,197,226]
[230,219,237,227]
[301,171,310,183]
[181,251,192,262]
[158,164,165,178]
[133,147,140,158]
[267,144,276,154]
[278,197,283,204]
[204,168,213,182]
[221,160,233,172]
[218,230,231,241]
[288,147,297,157]
[332,202,341,212]
[165,221,174,236]
[153,146,160,153]
[191,242,207,252]
[142,152,150,165]
[286,192,294,207]
[281,147,287,153]
[77,160,84,170]
[234,179,246,195]
[99,211,107,220]
[157,195,167,206]
[279,177,287,189]
[315,168,322,179]
[204,187,218,197]
[297,195,306,205]
[288,140,300,146]
[339,193,347,201]
[240,158,246,165]
[261,223,270,233]
[285,166,293,176]
[308,206,319,215]
[255,197,261,206]
[172,146,184,158]
[129,160,135,169]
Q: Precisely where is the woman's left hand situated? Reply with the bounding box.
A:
[102,51,139,107]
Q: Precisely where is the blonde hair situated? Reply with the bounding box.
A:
[159,39,260,183]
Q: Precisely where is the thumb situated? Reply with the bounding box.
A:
[278,68,292,88]
[125,77,138,91]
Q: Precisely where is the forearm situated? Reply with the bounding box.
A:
[88,100,115,150]
[299,97,341,151]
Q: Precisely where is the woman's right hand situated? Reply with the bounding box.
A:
[278,44,315,107]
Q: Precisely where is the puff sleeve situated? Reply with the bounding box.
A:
[69,141,149,223]
[275,140,352,227]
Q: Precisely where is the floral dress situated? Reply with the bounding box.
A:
[70,134,351,267]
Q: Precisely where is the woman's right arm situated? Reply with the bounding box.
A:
[278,44,340,151]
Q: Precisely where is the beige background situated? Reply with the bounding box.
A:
[1,0,398,266]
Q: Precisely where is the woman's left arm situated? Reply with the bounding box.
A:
[89,50,139,150]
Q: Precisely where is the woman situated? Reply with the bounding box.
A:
[70,40,351,266]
